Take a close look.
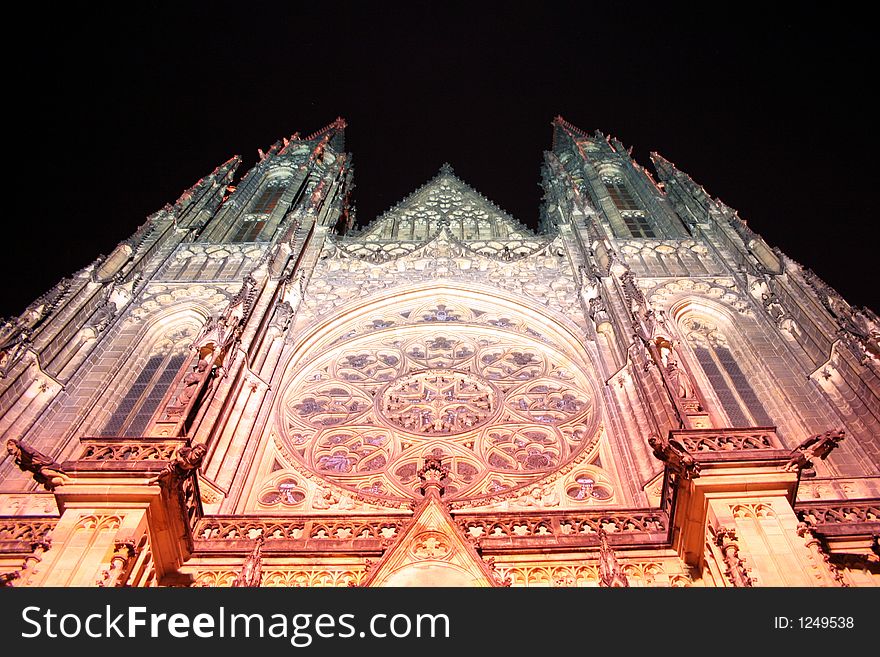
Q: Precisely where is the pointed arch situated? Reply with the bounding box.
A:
[95,308,207,437]
[670,299,774,429]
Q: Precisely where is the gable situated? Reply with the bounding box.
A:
[353,166,540,245]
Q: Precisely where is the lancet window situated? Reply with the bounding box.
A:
[100,332,193,437]
[681,316,773,428]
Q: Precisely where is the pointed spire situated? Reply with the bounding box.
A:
[649,152,677,182]
[649,152,712,203]
[304,116,347,141]
[171,155,242,212]
[357,464,501,587]
[552,115,588,149]
[597,528,629,587]
[232,535,263,587]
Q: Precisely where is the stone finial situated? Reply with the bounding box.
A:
[232,535,264,588]
[418,456,449,497]
[597,528,629,588]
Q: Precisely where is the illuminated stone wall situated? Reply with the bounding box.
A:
[1,119,877,587]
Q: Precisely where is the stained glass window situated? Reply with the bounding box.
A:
[101,351,187,437]
[684,318,773,428]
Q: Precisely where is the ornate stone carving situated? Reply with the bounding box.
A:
[97,539,138,587]
[648,434,700,479]
[673,428,782,452]
[193,567,365,588]
[796,502,880,529]
[79,439,182,462]
[410,532,451,559]
[713,528,753,587]
[783,430,846,476]
[232,535,264,587]
[278,325,597,501]
[147,443,207,486]
[458,510,667,542]
[382,371,496,435]
[418,456,450,496]
[5,440,68,491]
[597,528,629,587]
[797,522,847,586]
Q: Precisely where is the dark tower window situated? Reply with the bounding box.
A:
[604,179,641,211]
[684,318,774,428]
[231,181,287,242]
[622,213,656,238]
[251,184,286,214]
[232,218,268,242]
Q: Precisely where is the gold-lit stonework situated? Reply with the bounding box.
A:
[278,323,598,500]
[1,118,878,587]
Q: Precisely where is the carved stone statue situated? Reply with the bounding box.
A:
[87,300,118,333]
[665,358,695,399]
[312,487,355,510]
[783,430,846,474]
[178,358,211,405]
[648,434,700,479]
[148,443,207,486]
[268,301,293,335]
[5,439,68,490]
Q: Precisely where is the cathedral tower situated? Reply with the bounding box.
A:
[1,118,878,587]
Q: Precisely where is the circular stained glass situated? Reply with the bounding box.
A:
[379,370,497,435]
[278,325,599,501]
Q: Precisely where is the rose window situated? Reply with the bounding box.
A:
[278,326,598,501]
[380,370,497,435]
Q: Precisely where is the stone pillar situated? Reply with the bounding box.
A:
[25,438,199,587]
[667,429,826,586]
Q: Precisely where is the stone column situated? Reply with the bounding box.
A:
[667,429,826,586]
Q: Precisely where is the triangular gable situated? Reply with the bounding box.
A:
[353,165,538,244]
[361,490,500,587]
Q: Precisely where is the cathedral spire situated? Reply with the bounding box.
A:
[551,115,588,150]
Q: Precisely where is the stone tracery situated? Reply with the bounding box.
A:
[279,323,599,500]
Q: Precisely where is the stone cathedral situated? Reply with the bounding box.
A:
[1,117,878,588]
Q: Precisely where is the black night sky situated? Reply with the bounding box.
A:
[4,3,877,318]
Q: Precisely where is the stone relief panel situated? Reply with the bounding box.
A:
[0,494,58,517]
[355,171,540,245]
[157,243,268,281]
[276,325,602,502]
[124,284,239,325]
[304,298,573,361]
[296,231,581,333]
[191,568,365,588]
[495,558,691,587]
[644,278,753,316]
[617,239,725,278]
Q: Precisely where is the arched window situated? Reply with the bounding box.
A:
[232,179,288,242]
[681,316,773,428]
[603,177,640,211]
[100,335,192,437]
[602,176,655,238]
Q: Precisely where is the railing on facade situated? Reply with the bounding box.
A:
[0,517,57,553]
[671,427,784,456]
[796,500,880,537]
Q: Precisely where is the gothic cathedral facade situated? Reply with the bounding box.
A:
[1,118,878,587]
